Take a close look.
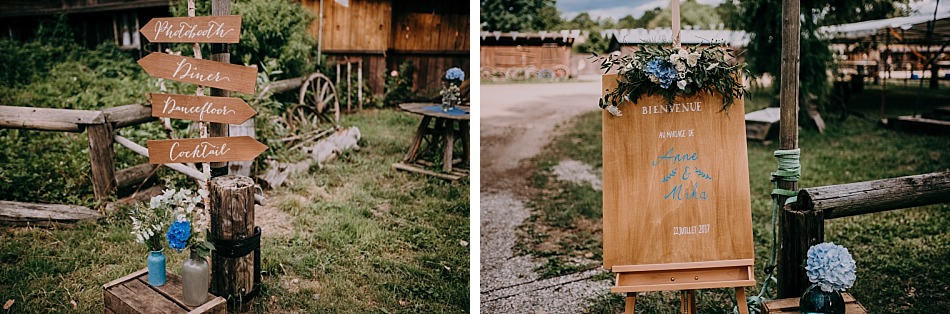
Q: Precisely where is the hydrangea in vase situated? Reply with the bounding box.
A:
[155,188,215,307]
[440,67,464,112]
[800,242,856,314]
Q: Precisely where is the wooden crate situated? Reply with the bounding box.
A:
[103,268,226,314]
[761,293,868,314]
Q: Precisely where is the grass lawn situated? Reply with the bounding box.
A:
[0,109,470,313]
[522,82,950,313]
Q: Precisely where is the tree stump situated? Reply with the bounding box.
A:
[210,175,255,312]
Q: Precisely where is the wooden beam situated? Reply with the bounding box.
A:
[102,104,156,128]
[88,123,117,201]
[777,0,805,299]
[0,201,100,225]
[795,171,950,219]
[114,135,204,180]
[116,163,159,190]
[265,77,306,94]
[0,106,103,132]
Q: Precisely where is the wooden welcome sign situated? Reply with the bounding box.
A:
[601,75,755,294]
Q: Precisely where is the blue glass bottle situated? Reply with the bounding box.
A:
[147,249,167,286]
[800,284,845,314]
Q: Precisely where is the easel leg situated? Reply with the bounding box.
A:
[680,290,697,314]
[735,287,750,314]
[624,292,637,314]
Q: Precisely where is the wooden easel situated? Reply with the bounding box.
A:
[613,260,754,314]
[615,2,753,312]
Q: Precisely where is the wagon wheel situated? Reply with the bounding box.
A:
[553,65,570,79]
[298,72,340,125]
[507,67,526,80]
[481,67,494,80]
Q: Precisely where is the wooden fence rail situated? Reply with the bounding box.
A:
[0,104,157,201]
[780,171,950,296]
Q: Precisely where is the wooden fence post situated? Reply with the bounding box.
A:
[209,0,231,177]
[777,0,808,299]
[87,122,116,201]
[210,174,257,312]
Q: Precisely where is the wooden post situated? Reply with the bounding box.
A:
[87,123,116,201]
[624,293,637,313]
[777,0,806,299]
[671,0,681,48]
[210,0,231,177]
[347,61,352,112]
[358,60,363,111]
[210,174,256,312]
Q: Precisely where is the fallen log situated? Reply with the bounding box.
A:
[0,201,100,225]
[794,171,950,219]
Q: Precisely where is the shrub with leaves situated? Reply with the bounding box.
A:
[384,61,416,107]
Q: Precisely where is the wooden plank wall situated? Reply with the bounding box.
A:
[303,0,391,52]
[480,45,571,71]
[325,53,387,94]
[390,0,469,94]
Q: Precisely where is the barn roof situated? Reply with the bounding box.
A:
[820,12,950,44]
[480,31,578,46]
[605,29,750,47]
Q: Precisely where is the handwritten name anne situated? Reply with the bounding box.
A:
[155,21,235,40]
[642,101,702,115]
[162,96,236,121]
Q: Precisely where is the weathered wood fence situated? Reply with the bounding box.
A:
[778,171,950,297]
[0,104,163,202]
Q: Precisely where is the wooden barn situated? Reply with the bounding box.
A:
[301,0,469,95]
[0,0,170,57]
[479,31,575,80]
[605,29,749,54]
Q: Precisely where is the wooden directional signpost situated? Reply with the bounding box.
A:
[139,15,242,43]
[149,93,256,125]
[138,52,257,94]
[137,12,264,311]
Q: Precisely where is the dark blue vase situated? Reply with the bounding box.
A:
[800,284,845,314]
[147,249,166,286]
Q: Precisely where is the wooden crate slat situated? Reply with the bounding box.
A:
[124,279,187,313]
[762,293,866,314]
[104,268,226,314]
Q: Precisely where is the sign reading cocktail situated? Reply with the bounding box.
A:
[147,136,267,164]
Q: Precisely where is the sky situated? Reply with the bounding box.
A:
[558,0,950,22]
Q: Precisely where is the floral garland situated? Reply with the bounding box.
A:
[596,42,749,116]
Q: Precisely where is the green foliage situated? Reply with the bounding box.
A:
[577,31,610,54]
[170,0,318,79]
[646,0,723,29]
[738,0,912,119]
[383,61,416,107]
[480,0,559,31]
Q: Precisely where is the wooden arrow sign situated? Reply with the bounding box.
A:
[137,52,256,94]
[147,136,267,164]
[150,93,256,124]
[139,15,241,43]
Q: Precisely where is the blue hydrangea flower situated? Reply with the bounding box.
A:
[643,58,678,89]
[166,220,191,252]
[445,67,465,81]
[805,242,857,292]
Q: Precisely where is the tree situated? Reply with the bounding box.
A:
[739,0,911,115]
[647,0,722,29]
[480,0,559,31]
[715,1,741,30]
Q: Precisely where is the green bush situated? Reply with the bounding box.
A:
[170,0,318,79]
[383,61,416,107]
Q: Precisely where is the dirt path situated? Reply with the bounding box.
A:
[480,76,611,313]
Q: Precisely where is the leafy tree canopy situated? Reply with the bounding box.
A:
[481,0,560,31]
[647,0,723,29]
[739,0,912,107]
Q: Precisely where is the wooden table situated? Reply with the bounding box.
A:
[392,103,470,180]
